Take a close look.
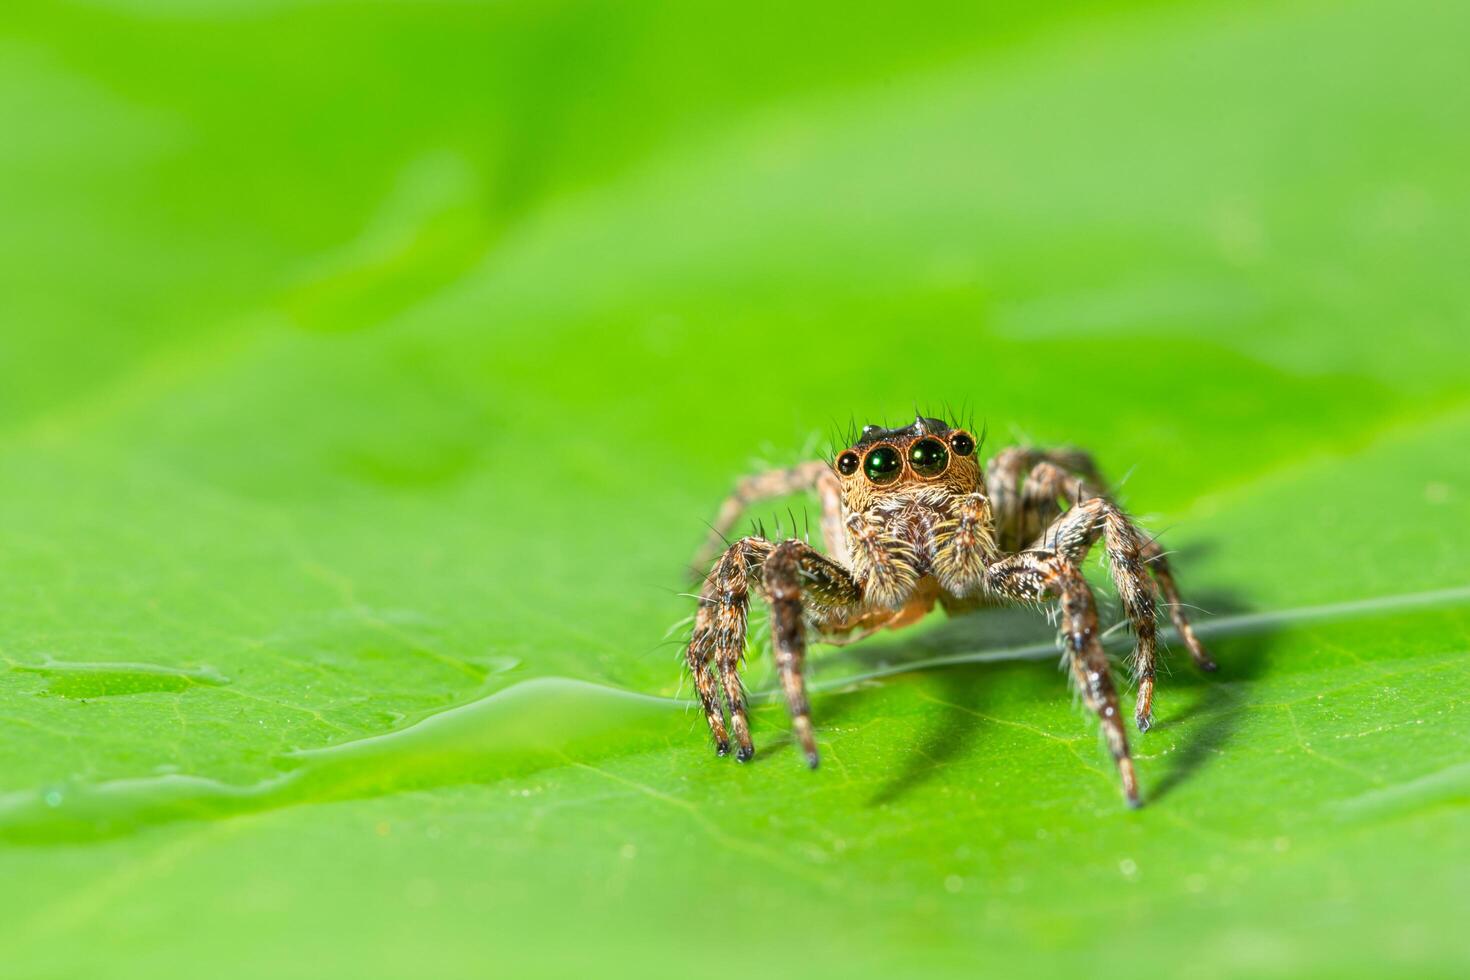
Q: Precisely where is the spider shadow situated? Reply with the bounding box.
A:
[1147,604,1276,801]
[809,584,1276,806]
[857,661,1021,807]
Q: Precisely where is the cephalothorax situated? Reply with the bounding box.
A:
[685,414,1216,807]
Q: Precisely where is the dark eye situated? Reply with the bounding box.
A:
[836,451,860,476]
[950,431,975,457]
[863,445,901,484]
[909,438,949,477]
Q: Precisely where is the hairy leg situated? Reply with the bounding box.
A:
[1026,479,1161,730]
[691,461,846,576]
[931,490,996,596]
[986,447,1101,552]
[985,549,1141,807]
[1021,458,1217,716]
[688,536,773,758]
[762,538,863,768]
[1143,548,1216,673]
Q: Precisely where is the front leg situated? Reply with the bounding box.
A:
[1032,486,1162,731]
[1022,461,1217,729]
[688,536,773,759]
[985,549,1142,807]
[931,491,996,596]
[688,536,862,766]
[762,539,864,768]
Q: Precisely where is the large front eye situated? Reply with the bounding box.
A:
[909,438,949,477]
[863,445,901,484]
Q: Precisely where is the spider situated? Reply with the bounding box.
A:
[684,414,1216,807]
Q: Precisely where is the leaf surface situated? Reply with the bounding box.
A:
[1,0,1467,977]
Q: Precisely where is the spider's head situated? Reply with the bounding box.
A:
[833,414,982,505]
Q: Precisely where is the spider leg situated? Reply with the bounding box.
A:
[689,536,773,759]
[931,490,996,596]
[688,604,730,755]
[1139,543,1217,674]
[1025,482,1159,731]
[986,446,1106,551]
[985,447,1035,552]
[762,539,863,769]
[985,550,1141,807]
[1019,450,1213,673]
[690,461,846,577]
[1020,459,1215,728]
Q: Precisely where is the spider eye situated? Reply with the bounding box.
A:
[950,431,975,457]
[909,438,949,477]
[836,451,860,476]
[863,445,901,484]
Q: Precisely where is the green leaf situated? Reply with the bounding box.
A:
[2,0,1467,977]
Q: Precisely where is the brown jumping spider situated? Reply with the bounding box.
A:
[686,414,1216,807]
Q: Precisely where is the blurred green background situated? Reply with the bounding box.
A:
[2,0,1468,977]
